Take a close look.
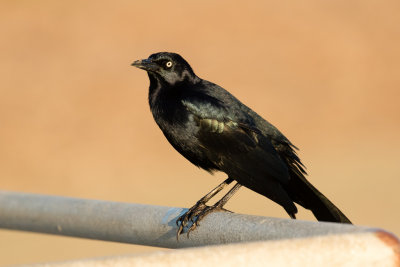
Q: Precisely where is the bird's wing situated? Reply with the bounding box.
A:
[182,99,290,183]
[182,99,258,152]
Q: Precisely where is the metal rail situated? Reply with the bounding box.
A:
[0,191,373,248]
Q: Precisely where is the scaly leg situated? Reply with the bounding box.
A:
[176,178,233,236]
[177,180,241,238]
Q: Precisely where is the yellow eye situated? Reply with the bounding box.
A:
[166,61,173,68]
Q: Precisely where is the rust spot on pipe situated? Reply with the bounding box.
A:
[376,230,400,266]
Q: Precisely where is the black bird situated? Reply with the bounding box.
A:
[131,52,351,236]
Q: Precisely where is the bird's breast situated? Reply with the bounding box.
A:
[151,108,218,171]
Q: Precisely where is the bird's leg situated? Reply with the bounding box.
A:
[185,183,242,236]
[176,177,233,237]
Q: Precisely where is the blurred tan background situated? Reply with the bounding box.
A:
[0,0,399,265]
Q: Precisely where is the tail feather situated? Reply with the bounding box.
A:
[286,170,352,224]
[279,143,351,224]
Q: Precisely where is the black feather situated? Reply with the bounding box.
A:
[132,52,351,224]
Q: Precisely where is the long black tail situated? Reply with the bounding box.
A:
[286,169,352,224]
[280,146,352,224]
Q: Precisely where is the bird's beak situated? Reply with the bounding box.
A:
[131,58,158,72]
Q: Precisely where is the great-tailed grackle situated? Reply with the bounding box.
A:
[132,52,351,237]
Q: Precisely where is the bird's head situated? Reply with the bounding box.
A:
[131,52,199,86]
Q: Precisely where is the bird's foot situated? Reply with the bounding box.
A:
[176,201,230,239]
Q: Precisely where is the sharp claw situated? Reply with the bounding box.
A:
[177,201,226,239]
[177,225,183,240]
[221,207,232,213]
[187,222,197,238]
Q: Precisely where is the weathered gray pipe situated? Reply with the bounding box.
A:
[0,191,379,248]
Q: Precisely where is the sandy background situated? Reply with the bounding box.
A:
[0,0,399,265]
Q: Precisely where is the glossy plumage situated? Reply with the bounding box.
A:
[132,52,351,235]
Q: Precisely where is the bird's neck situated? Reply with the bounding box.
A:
[148,73,161,104]
[148,73,202,126]
[148,73,200,107]
[148,75,180,120]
